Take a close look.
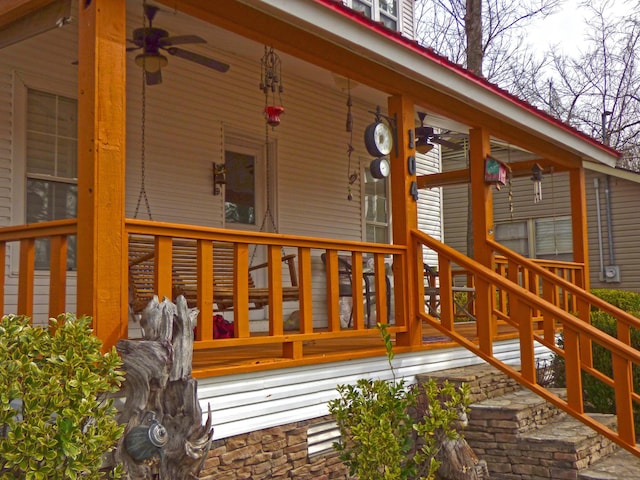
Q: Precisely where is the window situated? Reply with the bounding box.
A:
[26,89,78,269]
[347,0,399,30]
[364,167,390,243]
[495,216,572,261]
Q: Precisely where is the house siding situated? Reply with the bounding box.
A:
[586,169,640,290]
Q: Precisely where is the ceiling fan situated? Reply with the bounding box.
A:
[415,112,464,152]
[128,4,230,85]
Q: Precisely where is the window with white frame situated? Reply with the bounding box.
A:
[26,88,78,269]
[495,216,572,262]
[364,167,390,243]
[347,0,399,30]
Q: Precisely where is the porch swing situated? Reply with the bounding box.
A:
[127,42,300,316]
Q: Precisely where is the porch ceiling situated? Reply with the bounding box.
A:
[154,0,618,169]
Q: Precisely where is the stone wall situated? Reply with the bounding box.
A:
[199,416,349,480]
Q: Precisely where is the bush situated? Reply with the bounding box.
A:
[0,314,125,479]
[553,289,640,429]
[328,324,469,480]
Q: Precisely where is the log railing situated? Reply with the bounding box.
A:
[0,219,77,319]
[413,229,640,458]
[126,219,407,365]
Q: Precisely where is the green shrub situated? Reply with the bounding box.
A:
[328,324,469,480]
[0,314,125,479]
[590,288,640,314]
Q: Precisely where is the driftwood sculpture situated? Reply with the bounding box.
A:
[115,295,213,479]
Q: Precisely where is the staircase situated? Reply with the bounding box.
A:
[419,363,640,480]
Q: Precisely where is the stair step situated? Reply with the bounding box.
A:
[578,447,640,480]
[416,362,521,403]
[518,413,619,471]
[466,388,567,437]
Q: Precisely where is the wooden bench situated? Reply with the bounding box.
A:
[128,236,299,314]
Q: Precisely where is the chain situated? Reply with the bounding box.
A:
[134,0,153,220]
[346,79,356,201]
[507,145,513,220]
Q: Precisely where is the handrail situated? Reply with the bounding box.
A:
[412,229,640,458]
[0,219,78,319]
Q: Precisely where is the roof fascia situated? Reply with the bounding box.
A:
[584,161,640,183]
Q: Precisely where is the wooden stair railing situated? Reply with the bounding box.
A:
[412,229,640,459]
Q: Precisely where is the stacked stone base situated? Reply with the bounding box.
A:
[199,417,348,480]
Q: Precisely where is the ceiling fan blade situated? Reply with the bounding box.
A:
[127,45,141,52]
[161,35,206,46]
[145,69,162,86]
[166,47,229,72]
[432,137,462,150]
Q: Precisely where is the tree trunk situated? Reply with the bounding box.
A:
[465,0,483,76]
[115,295,213,479]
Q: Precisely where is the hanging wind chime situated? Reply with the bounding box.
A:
[260,46,284,127]
[253,46,285,241]
[531,163,543,203]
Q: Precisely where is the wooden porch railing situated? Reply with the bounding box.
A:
[413,229,640,458]
[126,219,407,374]
[0,219,77,319]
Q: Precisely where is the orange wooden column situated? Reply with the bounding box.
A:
[468,127,496,354]
[569,167,593,367]
[388,95,420,347]
[76,0,127,350]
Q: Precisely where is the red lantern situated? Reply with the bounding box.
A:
[265,105,285,127]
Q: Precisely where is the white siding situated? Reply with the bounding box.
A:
[417,148,442,267]
[200,338,551,440]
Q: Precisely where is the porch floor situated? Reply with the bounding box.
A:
[191,321,521,378]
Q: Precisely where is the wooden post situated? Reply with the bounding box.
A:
[388,95,420,346]
[468,128,495,354]
[76,0,127,350]
[569,167,593,367]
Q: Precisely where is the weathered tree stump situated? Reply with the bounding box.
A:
[115,295,213,479]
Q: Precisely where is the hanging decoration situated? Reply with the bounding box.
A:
[134,0,153,220]
[506,146,514,220]
[260,46,285,127]
[364,106,396,180]
[531,163,543,203]
[345,79,358,200]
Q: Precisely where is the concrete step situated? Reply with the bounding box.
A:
[578,447,640,480]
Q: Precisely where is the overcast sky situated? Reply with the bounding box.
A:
[526,0,636,56]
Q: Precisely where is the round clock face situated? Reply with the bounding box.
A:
[370,158,390,179]
[365,121,393,157]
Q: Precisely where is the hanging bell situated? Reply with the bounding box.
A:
[124,412,168,463]
[265,105,285,127]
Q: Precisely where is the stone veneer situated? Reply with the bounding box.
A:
[199,416,349,480]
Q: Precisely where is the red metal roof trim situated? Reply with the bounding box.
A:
[312,0,620,158]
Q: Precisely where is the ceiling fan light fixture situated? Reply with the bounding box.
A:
[135,53,168,73]
[415,138,434,154]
